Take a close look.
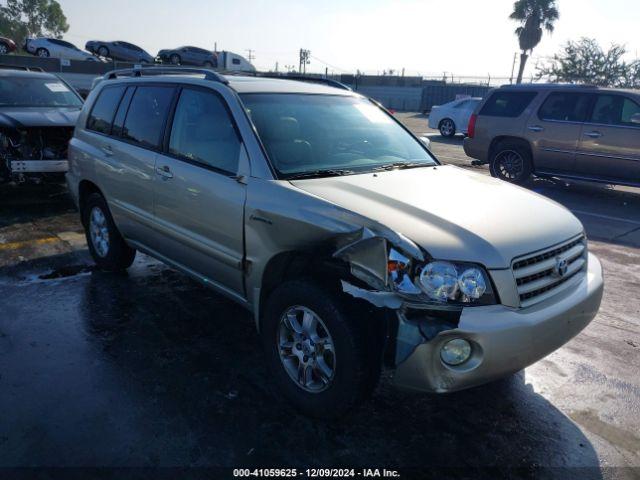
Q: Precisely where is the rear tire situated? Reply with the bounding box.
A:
[0,43,8,55]
[439,118,456,137]
[82,193,136,271]
[261,280,379,418]
[203,61,213,68]
[489,141,533,185]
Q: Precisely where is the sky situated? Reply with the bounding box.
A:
[59,0,639,79]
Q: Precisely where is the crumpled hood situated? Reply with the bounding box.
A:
[0,107,80,129]
[290,165,584,269]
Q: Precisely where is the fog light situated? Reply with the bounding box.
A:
[440,339,471,366]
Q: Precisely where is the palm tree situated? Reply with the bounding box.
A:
[510,0,559,83]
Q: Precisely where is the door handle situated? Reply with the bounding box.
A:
[584,131,603,138]
[155,165,174,179]
[101,145,113,156]
[527,125,544,132]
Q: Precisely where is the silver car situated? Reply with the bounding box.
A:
[85,40,154,64]
[67,68,604,417]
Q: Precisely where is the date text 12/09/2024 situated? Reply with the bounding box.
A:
[233,469,401,478]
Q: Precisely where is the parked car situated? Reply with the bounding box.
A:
[24,38,100,61]
[85,40,154,63]
[0,37,17,55]
[464,84,640,186]
[156,46,217,67]
[0,68,83,183]
[428,97,482,137]
[67,68,603,418]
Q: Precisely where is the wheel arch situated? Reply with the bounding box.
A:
[257,249,350,331]
[78,180,104,227]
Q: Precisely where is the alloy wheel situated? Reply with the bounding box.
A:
[495,149,525,181]
[277,306,336,393]
[89,206,110,258]
[440,119,455,136]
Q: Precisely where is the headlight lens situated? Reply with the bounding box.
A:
[458,268,487,299]
[419,261,459,301]
[418,261,493,304]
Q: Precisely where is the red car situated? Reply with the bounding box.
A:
[0,37,17,55]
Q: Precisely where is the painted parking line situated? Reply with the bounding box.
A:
[570,210,640,226]
[0,236,60,251]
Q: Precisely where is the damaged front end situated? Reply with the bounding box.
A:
[0,127,73,184]
[334,229,497,391]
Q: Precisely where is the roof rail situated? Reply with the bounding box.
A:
[0,64,44,72]
[223,71,351,91]
[261,74,351,91]
[103,66,228,85]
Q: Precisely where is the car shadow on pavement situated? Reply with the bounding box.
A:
[0,252,603,478]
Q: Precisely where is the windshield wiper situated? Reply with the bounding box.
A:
[373,161,430,171]
[285,169,355,180]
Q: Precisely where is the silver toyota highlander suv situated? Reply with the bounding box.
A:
[67,68,604,418]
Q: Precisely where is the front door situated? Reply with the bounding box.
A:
[525,91,592,174]
[575,93,640,183]
[152,86,247,298]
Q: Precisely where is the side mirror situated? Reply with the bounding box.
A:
[630,113,640,125]
[419,136,431,151]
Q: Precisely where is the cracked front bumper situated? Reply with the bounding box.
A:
[391,252,604,393]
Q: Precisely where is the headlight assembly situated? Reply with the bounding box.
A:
[388,248,495,305]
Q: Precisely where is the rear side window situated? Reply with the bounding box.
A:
[168,88,241,174]
[538,92,591,122]
[111,86,135,137]
[86,85,125,134]
[590,95,640,127]
[121,86,174,149]
[479,91,537,118]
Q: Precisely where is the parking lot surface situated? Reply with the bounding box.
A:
[0,113,639,477]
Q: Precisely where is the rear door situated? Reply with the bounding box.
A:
[105,84,176,241]
[152,85,247,298]
[575,93,640,183]
[525,91,592,174]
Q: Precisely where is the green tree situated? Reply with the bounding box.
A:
[0,0,69,51]
[510,0,559,83]
[537,38,640,88]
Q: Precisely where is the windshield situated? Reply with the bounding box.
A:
[0,77,83,108]
[241,94,437,178]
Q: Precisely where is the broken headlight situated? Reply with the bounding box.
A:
[389,249,495,305]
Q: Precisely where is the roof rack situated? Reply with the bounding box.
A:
[223,71,351,91]
[103,66,228,85]
[0,64,44,72]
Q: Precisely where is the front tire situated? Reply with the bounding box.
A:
[82,193,136,271]
[36,48,50,58]
[0,43,8,55]
[489,141,533,185]
[170,53,181,65]
[261,280,379,418]
[439,118,456,137]
[97,46,109,57]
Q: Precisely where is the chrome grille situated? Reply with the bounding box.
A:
[512,235,587,308]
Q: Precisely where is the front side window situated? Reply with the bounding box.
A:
[86,85,125,134]
[0,76,83,108]
[479,91,537,118]
[121,86,174,148]
[169,88,241,174]
[590,95,640,127]
[241,94,436,178]
[538,92,591,122]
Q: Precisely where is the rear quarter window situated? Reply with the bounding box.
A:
[86,85,126,135]
[479,91,537,118]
